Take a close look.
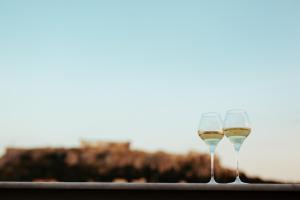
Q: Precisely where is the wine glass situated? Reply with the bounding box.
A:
[223,109,251,184]
[197,112,224,184]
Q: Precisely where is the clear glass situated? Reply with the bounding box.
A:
[223,109,251,184]
[197,112,224,184]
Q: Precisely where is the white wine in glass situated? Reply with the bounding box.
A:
[197,112,224,184]
[223,109,251,184]
[198,130,224,147]
[223,127,251,149]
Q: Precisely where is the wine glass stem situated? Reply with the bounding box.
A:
[235,149,240,179]
[210,151,215,180]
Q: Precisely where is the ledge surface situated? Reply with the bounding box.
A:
[0,182,299,200]
[0,182,299,191]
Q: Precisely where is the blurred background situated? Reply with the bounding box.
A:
[0,0,299,183]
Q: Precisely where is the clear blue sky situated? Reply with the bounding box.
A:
[0,0,299,182]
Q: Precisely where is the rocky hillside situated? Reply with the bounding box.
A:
[0,141,274,183]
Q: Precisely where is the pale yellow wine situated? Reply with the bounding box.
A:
[223,127,251,145]
[198,130,224,146]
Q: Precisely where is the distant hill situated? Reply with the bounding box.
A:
[0,141,277,183]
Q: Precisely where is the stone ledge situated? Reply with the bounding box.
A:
[0,182,299,191]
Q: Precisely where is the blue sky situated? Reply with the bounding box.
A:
[0,0,299,182]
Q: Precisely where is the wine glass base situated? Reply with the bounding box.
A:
[229,177,248,184]
[207,178,218,184]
